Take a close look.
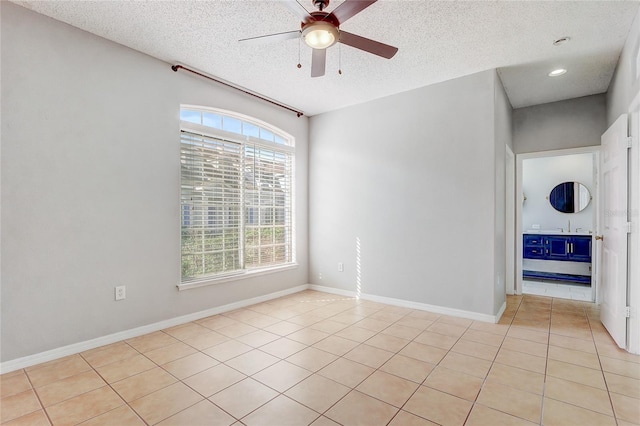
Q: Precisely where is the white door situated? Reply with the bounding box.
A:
[599,114,629,349]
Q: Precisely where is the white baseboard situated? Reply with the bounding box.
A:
[2,283,505,374]
[309,284,501,323]
[0,284,309,374]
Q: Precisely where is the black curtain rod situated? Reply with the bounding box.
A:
[171,64,304,118]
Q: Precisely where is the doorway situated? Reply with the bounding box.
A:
[515,147,599,301]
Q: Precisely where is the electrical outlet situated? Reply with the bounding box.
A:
[115,286,126,301]
[338,262,344,272]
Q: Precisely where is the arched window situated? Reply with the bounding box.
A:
[179,107,295,285]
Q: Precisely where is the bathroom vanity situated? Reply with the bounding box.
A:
[523,232,592,284]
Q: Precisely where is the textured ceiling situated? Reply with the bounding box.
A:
[13,0,640,116]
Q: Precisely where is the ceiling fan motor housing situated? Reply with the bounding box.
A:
[313,0,330,11]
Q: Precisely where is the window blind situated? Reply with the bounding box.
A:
[181,132,243,280]
[180,126,294,283]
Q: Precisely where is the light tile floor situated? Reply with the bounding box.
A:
[523,280,593,302]
[2,290,639,425]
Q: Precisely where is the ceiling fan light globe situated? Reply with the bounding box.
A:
[302,22,339,49]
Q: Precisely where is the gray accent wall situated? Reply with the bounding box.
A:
[0,3,309,362]
[513,94,607,154]
[607,7,640,126]
[309,69,509,317]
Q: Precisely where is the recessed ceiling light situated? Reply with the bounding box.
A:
[553,37,570,46]
[548,68,567,77]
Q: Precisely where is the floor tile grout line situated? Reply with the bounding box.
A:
[80,340,158,426]
[15,368,52,426]
[7,292,634,426]
[586,304,621,425]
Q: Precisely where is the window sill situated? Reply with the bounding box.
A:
[177,263,298,291]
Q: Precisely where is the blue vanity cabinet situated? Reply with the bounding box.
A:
[568,236,592,262]
[523,235,545,259]
[523,233,592,284]
[546,236,570,260]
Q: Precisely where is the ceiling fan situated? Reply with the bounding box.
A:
[239,0,398,77]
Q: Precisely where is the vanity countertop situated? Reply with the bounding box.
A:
[524,230,592,236]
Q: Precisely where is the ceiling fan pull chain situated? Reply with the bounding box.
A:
[297,37,302,69]
[338,42,342,75]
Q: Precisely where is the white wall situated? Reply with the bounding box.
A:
[0,3,309,362]
[309,69,504,317]
[522,153,595,233]
[513,95,607,154]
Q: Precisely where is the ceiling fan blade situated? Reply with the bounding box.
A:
[281,0,312,23]
[311,48,326,77]
[330,0,377,24]
[339,31,398,59]
[239,30,300,45]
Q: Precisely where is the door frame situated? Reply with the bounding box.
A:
[506,145,516,295]
[515,146,600,296]
[627,92,640,354]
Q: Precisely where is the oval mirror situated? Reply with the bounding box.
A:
[549,181,591,213]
